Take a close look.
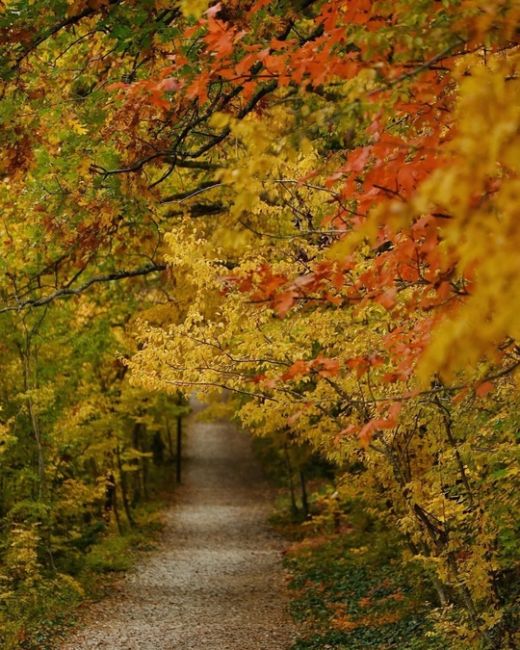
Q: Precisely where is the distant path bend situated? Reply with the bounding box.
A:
[61,405,296,650]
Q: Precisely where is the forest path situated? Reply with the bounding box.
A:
[61,404,296,650]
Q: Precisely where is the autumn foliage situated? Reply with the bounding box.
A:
[0,0,519,647]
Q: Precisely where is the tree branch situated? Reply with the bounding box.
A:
[164,203,226,218]
[14,0,122,68]
[0,263,166,314]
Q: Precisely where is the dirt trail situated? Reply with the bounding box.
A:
[61,406,296,650]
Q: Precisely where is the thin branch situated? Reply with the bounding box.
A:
[0,264,166,314]
[370,40,466,96]
[160,182,223,204]
[355,360,520,405]
[162,379,277,401]
[14,0,122,68]
[164,203,226,218]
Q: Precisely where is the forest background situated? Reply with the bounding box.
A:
[0,0,518,648]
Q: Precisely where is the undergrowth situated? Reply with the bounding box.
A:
[272,495,449,650]
[0,466,175,650]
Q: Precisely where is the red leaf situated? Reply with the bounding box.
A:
[476,381,494,397]
[282,360,309,381]
[387,402,402,423]
[157,77,179,92]
[340,424,359,437]
[376,287,397,310]
[273,290,296,316]
[311,356,340,378]
[452,387,469,404]
[206,2,222,17]
[358,420,379,447]
[346,356,369,378]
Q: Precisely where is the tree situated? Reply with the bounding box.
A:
[0,0,518,646]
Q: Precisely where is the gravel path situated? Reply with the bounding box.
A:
[61,406,296,650]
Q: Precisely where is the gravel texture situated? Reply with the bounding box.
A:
[61,406,296,650]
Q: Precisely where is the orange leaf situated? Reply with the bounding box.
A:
[273,290,296,316]
[376,287,397,310]
[311,356,340,378]
[476,381,494,397]
[452,387,469,404]
[282,360,309,381]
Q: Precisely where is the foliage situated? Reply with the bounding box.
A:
[0,472,172,650]
[0,0,518,647]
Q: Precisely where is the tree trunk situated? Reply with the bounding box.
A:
[115,445,134,528]
[300,469,309,518]
[176,415,182,484]
[165,416,174,462]
[283,444,298,517]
